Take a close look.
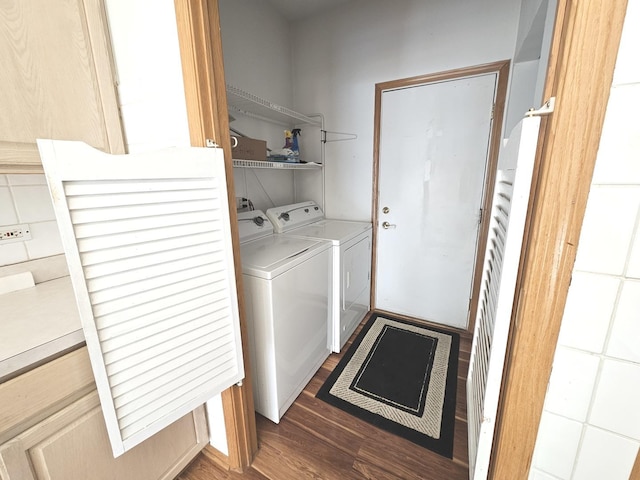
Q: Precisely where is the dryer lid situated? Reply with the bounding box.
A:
[287,219,372,243]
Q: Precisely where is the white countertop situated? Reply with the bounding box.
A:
[0,276,84,382]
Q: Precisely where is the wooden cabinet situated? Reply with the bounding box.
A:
[0,348,208,480]
[0,0,124,173]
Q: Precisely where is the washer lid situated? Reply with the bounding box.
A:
[286,219,372,244]
[240,234,329,279]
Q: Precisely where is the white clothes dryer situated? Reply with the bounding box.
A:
[266,201,372,353]
[237,210,331,423]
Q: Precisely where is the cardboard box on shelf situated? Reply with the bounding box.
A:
[231,136,267,161]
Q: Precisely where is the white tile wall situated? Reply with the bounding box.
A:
[543,347,599,422]
[612,0,640,86]
[0,174,63,267]
[626,226,640,279]
[589,359,640,441]
[529,470,563,480]
[572,185,640,275]
[0,242,29,266]
[591,86,640,185]
[0,187,18,225]
[530,1,640,478]
[558,272,618,353]
[572,427,639,480]
[607,280,640,363]
[25,221,64,260]
[531,412,583,479]
[11,185,55,223]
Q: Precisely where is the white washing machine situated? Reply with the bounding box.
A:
[237,210,331,423]
[266,201,372,353]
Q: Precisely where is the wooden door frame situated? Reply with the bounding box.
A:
[370,60,510,333]
[171,0,628,476]
[490,0,628,477]
[174,0,258,472]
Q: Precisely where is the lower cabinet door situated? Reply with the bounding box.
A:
[0,392,208,480]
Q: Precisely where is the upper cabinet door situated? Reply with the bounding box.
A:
[0,0,124,172]
[37,140,244,457]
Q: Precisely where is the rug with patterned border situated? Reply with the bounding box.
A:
[316,312,459,458]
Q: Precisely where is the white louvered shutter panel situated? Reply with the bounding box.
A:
[38,140,244,457]
[466,116,541,479]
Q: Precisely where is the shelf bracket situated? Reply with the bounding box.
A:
[321,130,358,143]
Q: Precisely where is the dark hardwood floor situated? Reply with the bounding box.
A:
[178,313,472,480]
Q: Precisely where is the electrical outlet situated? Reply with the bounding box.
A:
[0,224,31,244]
[236,197,250,210]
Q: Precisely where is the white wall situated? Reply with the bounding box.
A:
[219,0,307,213]
[219,0,292,131]
[104,0,191,153]
[290,0,521,220]
[504,0,557,135]
[505,59,540,134]
[529,1,640,478]
[0,174,63,266]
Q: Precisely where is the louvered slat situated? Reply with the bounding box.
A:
[97,291,222,340]
[83,242,219,279]
[81,231,222,266]
[94,283,219,331]
[38,140,244,457]
[466,117,540,479]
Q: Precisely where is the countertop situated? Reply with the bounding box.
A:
[0,275,84,382]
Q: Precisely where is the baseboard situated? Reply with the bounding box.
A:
[201,444,231,471]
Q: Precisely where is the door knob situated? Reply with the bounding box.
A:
[382,221,396,229]
[382,207,390,214]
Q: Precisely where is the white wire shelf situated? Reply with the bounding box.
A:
[226,84,322,127]
[232,159,323,169]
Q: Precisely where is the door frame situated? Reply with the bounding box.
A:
[490,0,628,477]
[174,0,258,471]
[173,0,629,475]
[371,61,510,333]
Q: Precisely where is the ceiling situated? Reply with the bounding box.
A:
[266,0,354,21]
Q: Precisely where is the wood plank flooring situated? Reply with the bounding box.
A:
[178,313,472,480]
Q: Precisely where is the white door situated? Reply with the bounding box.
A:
[37,140,244,457]
[466,116,541,479]
[376,74,497,328]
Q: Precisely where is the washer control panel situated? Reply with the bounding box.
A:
[237,210,273,242]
